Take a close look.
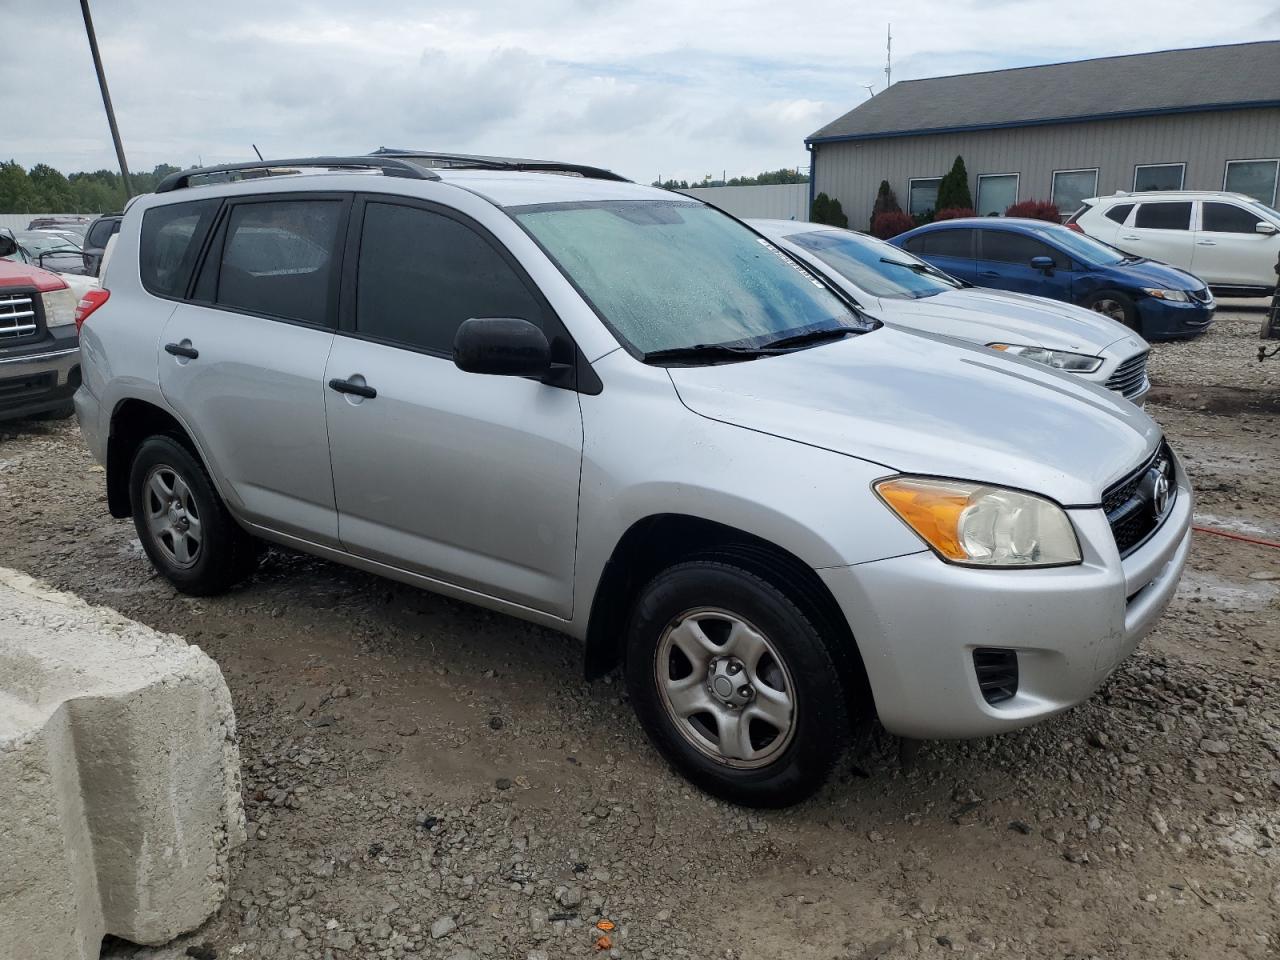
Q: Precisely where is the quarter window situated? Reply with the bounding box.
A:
[1133,163,1185,191]
[908,178,942,218]
[139,199,221,298]
[1224,159,1279,206]
[1134,202,1192,230]
[355,202,544,354]
[1104,203,1134,224]
[215,200,343,325]
[1201,202,1265,234]
[1050,169,1098,219]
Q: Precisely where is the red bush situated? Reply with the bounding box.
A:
[870,211,917,239]
[932,207,975,221]
[1004,199,1061,222]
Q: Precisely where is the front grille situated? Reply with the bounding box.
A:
[1105,350,1150,400]
[0,289,40,341]
[1189,287,1212,304]
[1103,443,1176,557]
[973,648,1018,705]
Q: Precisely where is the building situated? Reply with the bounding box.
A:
[807,41,1280,230]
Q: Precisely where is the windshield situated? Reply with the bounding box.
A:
[784,229,961,299]
[513,200,869,356]
[16,233,81,255]
[1030,227,1128,266]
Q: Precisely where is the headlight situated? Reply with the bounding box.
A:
[40,286,78,329]
[1142,288,1189,302]
[987,343,1103,373]
[875,477,1082,567]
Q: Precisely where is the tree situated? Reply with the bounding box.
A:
[0,161,37,211]
[810,192,832,224]
[826,197,849,229]
[869,180,902,230]
[933,207,976,221]
[935,156,972,212]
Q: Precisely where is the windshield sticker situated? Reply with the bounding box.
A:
[757,238,826,288]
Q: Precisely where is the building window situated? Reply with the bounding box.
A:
[975,174,1018,216]
[1224,159,1279,206]
[1133,163,1185,191]
[1050,168,1098,218]
[908,178,942,218]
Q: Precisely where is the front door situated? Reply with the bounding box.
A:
[1193,201,1280,287]
[974,229,1075,299]
[159,194,349,545]
[324,198,584,618]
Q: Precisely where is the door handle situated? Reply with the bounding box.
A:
[164,342,198,360]
[328,377,377,399]
[1121,235,1139,241]
[978,271,1000,278]
[1196,240,1217,246]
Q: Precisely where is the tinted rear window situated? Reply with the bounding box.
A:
[139,200,221,298]
[1134,202,1191,230]
[907,229,974,258]
[1104,203,1134,224]
[87,219,119,248]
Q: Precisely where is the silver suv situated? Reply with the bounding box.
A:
[75,153,1192,807]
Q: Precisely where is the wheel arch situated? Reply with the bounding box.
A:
[106,397,202,518]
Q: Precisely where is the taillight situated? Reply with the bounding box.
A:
[75,288,110,332]
[1066,222,1084,233]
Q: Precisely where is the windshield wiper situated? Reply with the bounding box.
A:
[755,327,857,350]
[642,343,766,365]
[879,256,930,272]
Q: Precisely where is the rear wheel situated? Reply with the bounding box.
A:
[129,435,258,595]
[625,560,850,808]
[1085,289,1140,333]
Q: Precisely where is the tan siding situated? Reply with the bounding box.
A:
[814,107,1280,228]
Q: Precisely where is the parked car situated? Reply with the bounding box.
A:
[0,234,83,423]
[81,213,123,276]
[751,219,1151,403]
[76,153,1191,807]
[26,215,91,235]
[1067,191,1280,298]
[9,231,89,275]
[892,218,1214,340]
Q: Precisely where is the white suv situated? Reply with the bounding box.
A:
[1071,191,1280,296]
[74,153,1191,807]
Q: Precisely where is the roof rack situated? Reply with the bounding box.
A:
[370,147,631,182]
[155,155,441,193]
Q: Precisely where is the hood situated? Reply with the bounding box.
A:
[668,326,1160,505]
[881,288,1137,353]
[1107,257,1205,291]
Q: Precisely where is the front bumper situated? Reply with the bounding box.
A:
[820,458,1192,740]
[1135,295,1214,341]
[0,330,80,423]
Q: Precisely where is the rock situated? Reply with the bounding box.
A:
[1247,570,1279,581]
[556,885,584,908]
[1008,820,1033,835]
[397,722,419,737]
[496,777,513,791]
[1200,739,1232,755]
[1149,809,1169,836]
[431,915,457,939]
[1087,731,1110,748]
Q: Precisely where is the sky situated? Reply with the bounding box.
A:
[3,0,1278,184]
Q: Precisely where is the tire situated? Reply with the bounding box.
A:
[624,560,850,808]
[1084,289,1141,333]
[128,434,258,596]
[33,404,75,422]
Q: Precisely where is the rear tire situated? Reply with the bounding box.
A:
[1085,289,1141,333]
[624,560,850,808]
[129,434,258,596]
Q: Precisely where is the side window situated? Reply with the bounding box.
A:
[918,229,973,258]
[980,231,1064,267]
[87,219,118,248]
[1134,202,1191,230]
[1104,203,1134,224]
[1201,202,1264,234]
[139,199,221,298]
[355,202,544,354]
[215,200,343,325]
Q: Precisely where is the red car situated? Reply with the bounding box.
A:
[0,239,86,423]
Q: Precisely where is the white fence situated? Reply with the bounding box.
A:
[675,183,809,221]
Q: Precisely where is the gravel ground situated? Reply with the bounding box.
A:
[2,304,1278,960]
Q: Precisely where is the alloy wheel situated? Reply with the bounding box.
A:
[143,464,203,568]
[1090,298,1127,323]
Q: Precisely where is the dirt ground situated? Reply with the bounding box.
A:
[2,305,1278,960]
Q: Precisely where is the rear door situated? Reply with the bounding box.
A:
[323,196,584,617]
[1087,201,1134,246]
[157,193,347,545]
[1193,200,1280,287]
[973,229,1074,299]
[1115,201,1194,268]
[901,228,977,283]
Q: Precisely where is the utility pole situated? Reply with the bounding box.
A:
[80,0,133,198]
[885,24,893,89]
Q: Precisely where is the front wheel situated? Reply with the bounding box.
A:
[1084,289,1141,333]
[625,560,851,807]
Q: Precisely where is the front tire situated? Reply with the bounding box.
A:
[1085,289,1141,333]
[625,560,850,808]
[129,434,258,596]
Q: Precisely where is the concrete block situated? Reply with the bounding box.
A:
[0,568,245,959]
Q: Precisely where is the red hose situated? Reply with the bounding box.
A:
[1192,524,1280,550]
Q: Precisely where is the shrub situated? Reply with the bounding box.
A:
[933,207,975,221]
[936,156,973,212]
[870,180,902,229]
[826,197,849,229]
[1005,199,1061,222]
[811,192,831,224]
[870,211,917,239]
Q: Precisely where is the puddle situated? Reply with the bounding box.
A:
[1177,568,1279,612]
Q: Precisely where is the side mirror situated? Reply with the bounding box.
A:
[1030,255,1055,273]
[453,318,551,379]
[1255,221,1277,235]
[0,234,16,258]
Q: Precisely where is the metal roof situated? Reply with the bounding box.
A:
[808,41,1280,144]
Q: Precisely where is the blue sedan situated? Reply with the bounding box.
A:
[891,218,1215,340]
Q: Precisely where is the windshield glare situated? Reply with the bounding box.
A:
[514,200,868,356]
[785,229,960,299]
[1031,227,1127,266]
